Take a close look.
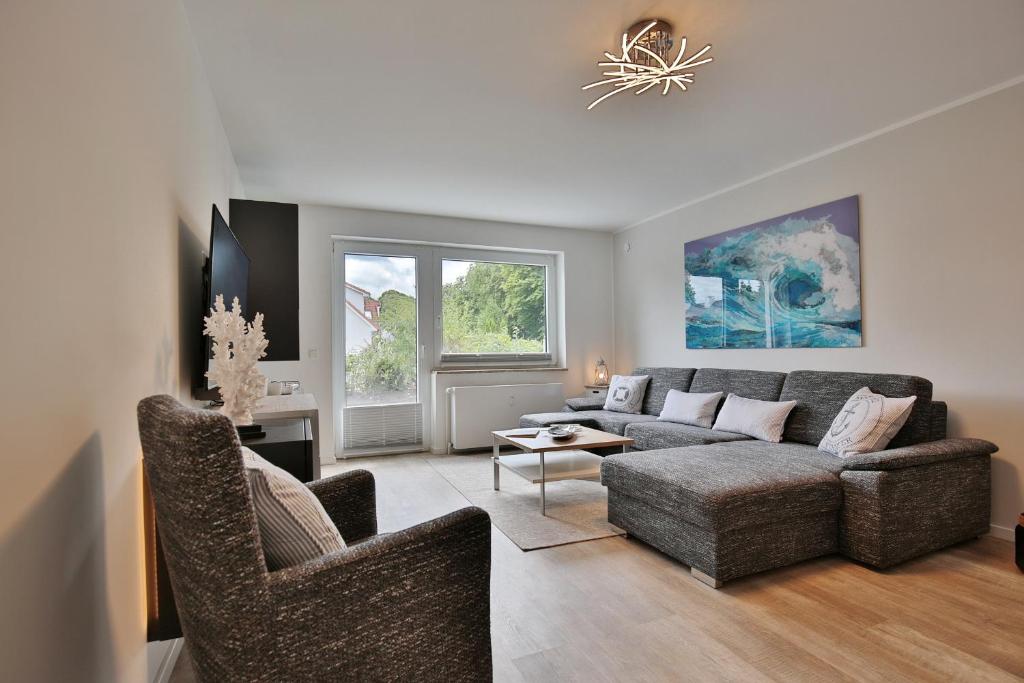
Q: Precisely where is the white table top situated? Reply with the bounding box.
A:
[253,393,318,419]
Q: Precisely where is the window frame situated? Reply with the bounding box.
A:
[432,246,558,368]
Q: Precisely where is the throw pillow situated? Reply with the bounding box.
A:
[241,446,345,570]
[818,387,917,458]
[657,390,724,429]
[712,394,797,442]
[602,374,651,414]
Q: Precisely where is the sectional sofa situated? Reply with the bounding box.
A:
[520,367,997,587]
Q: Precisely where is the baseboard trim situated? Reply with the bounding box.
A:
[989,524,1014,542]
[153,638,183,683]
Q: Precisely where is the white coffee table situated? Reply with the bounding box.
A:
[491,426,634,515]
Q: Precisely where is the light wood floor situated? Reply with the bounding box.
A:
[171,453,1024,682]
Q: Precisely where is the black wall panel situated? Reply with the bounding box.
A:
[229,199,300,360]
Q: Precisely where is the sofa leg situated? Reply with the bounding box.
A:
[691,567,723,589]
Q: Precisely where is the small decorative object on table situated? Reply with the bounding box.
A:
[203,294,269,425]
[594,357,610,386]
[547,424,581,441]
[268,379,301,396]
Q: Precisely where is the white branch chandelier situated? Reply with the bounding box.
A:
[583,19,713,110]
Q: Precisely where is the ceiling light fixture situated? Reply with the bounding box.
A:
[582,19,713,110]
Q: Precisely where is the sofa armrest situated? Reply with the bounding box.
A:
[265,506,492,679]
[566,396,606,411]
[306,469,377,543]
[840,437,998,471]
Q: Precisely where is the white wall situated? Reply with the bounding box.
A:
[0,1,242,680]
[613,82,1024,536]
[259,205,614,457]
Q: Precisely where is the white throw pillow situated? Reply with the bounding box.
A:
[818,387,917,458]
[241,447,345,570]
[657,390,724,429]
[712,394,797,442]
[602,374,651,414]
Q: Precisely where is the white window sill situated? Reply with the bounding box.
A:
[432,366,568,375]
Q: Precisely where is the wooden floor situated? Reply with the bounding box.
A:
[171,453,1024,682]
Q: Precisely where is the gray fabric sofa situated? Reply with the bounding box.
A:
[520,367,997,587]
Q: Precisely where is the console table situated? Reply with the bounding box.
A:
[252,393,322,478]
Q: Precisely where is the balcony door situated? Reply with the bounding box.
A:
[332,242,434,456]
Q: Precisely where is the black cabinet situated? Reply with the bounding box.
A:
[229,198,300,361]
[243,417,315,482]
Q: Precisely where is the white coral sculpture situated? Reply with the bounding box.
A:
[203,294,269,425]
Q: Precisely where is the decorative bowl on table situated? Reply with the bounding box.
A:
[547,424,581,441]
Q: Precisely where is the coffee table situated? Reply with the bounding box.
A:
[491,426,634,515]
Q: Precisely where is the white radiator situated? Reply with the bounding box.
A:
[343,403,423,451]
[448,383,565,450]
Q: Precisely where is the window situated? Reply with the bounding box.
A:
[440,258,550,362]
[333,241,560,456]
[343,253,418,407]
[434,247,556,365]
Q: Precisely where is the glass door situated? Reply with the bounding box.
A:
[333,242,433,456]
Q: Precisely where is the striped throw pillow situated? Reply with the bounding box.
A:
[241,447,345,570]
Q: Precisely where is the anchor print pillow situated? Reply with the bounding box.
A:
[602,374,651,415]
[819,387,917,457]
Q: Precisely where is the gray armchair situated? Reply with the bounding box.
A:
[137,395,492,682]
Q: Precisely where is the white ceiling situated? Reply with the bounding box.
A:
[183,0,1024,230]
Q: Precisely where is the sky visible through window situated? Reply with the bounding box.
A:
[345,254,416,297]
[345,255,477,296]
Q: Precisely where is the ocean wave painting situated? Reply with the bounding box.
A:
[685,196,862,349]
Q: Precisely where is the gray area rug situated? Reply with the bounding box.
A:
[426,454,625,551]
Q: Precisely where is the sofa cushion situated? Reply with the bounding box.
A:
[241,447,345,570]
[603,374,650,414]
[689,368,787,402]
[634,367,697,415]
[624,421,750,450]
[818,387,917,457]
[601,444,842,532]
[520,410,657,435]
[565,395,607,411]
[657,390,723,428]
[779,371,933,447]
[520,411,600,430]
[702,440,846,474]
[712,394,797,443]
[929,401,948,441]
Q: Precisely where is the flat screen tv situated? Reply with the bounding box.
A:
[195,205,250,399]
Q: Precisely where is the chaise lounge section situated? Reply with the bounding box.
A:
[520,367,997,587]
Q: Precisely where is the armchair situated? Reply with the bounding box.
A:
[137,395,492,682]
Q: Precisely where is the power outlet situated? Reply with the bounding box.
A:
[307,347,319,360]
